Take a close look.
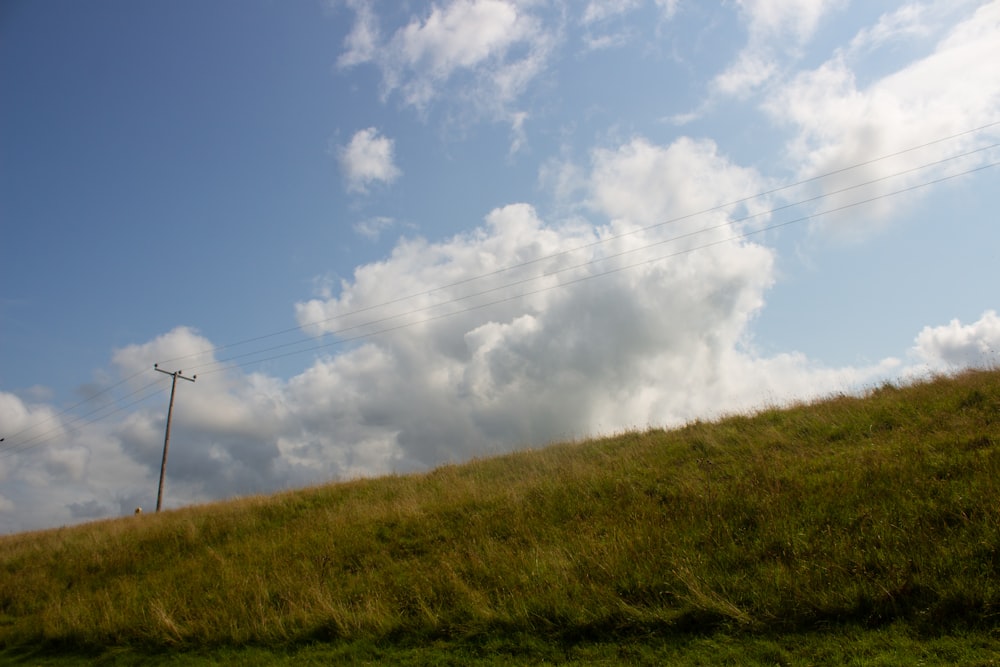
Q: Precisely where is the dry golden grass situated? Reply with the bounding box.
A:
[1,369,999,662]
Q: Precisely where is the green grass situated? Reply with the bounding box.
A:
[2,369,1000,664]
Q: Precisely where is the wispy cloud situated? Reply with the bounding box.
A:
[353,215,397,241]
[713,0,846,97]
[763,0,1000,239]
[581,0,643,25]
[578,0,679,52]
[336,0,560,151]
[847,0,978,57]
[336,0,380,68]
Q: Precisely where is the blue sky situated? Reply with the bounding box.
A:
[2,0,999,533]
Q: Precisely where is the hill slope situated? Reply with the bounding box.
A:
[2,370,1000,663]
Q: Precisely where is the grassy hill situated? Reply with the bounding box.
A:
[2,369,1000,665]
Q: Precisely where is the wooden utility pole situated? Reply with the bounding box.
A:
[153,364,196,512]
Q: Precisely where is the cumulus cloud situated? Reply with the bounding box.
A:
[0,326,394,533]
[763,0,1000,239]
[112,329,343,496]
[587,136,771,229]
[396,1,522,75]
[911,310,1000,371]
[0,388,153,533]
[337,127,402,194]
[291,134,886,471]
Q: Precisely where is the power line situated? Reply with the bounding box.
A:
[185,157,999,378]
[0,369,151,447]
[155,120,1000,370]
[0,380,168,458]
[179,145,999,374]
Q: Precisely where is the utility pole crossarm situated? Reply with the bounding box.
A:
[153,364,196,512]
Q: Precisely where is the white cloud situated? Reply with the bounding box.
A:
[911,311,1000,371]
[338,0,559,129]
[397,0,522,77]
[764,0,1000,239]
[587,135,772,230]
[293,200,780,462]
[337,127,402,194]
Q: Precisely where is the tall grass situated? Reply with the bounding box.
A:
[1,369,999,656]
